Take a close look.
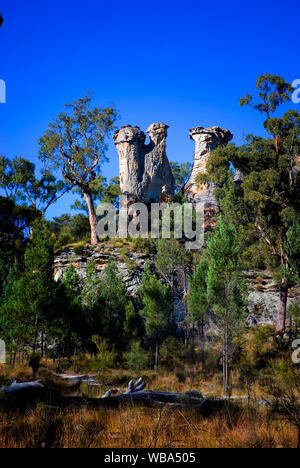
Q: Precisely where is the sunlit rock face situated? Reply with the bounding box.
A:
[184,126,233,230]
[113,123,175,205]
[113,125,146,203]
[293,154,300,177]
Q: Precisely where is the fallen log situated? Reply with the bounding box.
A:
[0,377,240,413]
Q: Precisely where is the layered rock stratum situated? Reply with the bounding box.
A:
[54,246,300,337]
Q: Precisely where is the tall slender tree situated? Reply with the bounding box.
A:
[188,252,209,365]
[206,218,248,394]
[38,96,118,245]
[139,262,172,370]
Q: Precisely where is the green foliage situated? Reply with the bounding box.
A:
[203,74,300,332]
[195,216,248,393]
[0,222,56,351]
[155,238,191,286]
[238,356,258,398]
[170,161,192,193]
[124,302,138,342]
[242,240,278,270]
[91,336,117,371]
[39,96,118,243]
[51,264,85,355]
[207,221,248,318]
[139,262,173,366]
[248,325,275,364]
[125,341,149,372]
[51,214,91,249]
[289,301,300,334]
[81,258,128,347]
[61,265,82,298]
[239,74,294,117]
[73,244,85,256]
[39,96,117,184]
[71,176,121,213]
[160,336,186,371]
[0,155,67,216]
[188,251,209,327]
[99,259,128,345]
[0,195,39,262]
[131,237,153,254]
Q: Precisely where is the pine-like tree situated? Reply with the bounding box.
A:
[139,262,172,370]
[206,218,248,394]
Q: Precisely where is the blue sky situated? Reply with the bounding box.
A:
[0,0,299,219]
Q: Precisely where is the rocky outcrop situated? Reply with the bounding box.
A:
[293,154,300,178]
[113,123,175,205]
[54,248,300,337]
[184,126,233,230]
[245,270,300,327]
[54,245,148,298]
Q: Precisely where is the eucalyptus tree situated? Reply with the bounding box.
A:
[0,156,68,216]
[200,75,300,333]
[38,96,118,245]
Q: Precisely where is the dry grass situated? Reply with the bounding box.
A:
[0,403,297,448]
[0,343,298,448]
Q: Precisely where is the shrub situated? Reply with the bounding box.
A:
[81,233,91,244]
[238,357,258,398]
[160,337,186,371]
[90,337,117,371]
[131,238,153,254]
[73,244,85,255]
[125,341,149,372]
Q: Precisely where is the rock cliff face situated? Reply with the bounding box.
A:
[184,126,233,230]
[54,247,300,336]
[113,123,175,205]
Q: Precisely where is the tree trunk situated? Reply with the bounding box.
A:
[275,283,289,334]
[154,341,158,371]
[200,319,205,370]
[83,189,98,245]
[223,319,229,395]
[183,268,189,347]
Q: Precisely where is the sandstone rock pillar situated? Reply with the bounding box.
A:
[113,125,146,203]
[184,126,233,230]
[113,123,175,205]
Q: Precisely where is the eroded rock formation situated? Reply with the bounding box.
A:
[113,123,175,205]
[184,126,233,203]
[184,126,233,230]
[54,246,300,335]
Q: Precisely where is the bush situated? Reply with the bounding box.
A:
[73,244,85,255]
[81,233,91,244]
[131,238,153,254]
[90,337,117,371]
[125,341,149,372]
[238,357,258,398]
[160,337,186,371]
